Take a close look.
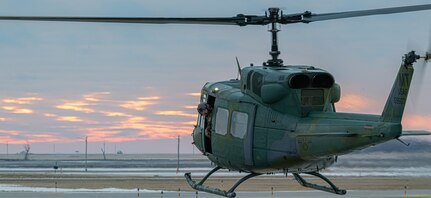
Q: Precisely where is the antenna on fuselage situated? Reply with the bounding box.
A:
[235,56,241,80]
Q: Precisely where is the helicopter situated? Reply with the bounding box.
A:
[1,3,431,198]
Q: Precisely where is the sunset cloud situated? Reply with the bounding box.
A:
[0,129,20,136]
[154,110,197,118]
[56,116,84,122]
[2,97,43,105]
[44,113,57,117]
[0,91,197,147]
[183,121,197,125]
[137,96,161,100]
[56,101,95,113]
[336,94,378,113]
[101,111,132,117]
[80,115,195,141]
[2,106,34,114]
[120,97,159,111]
[183,105,198,109]
[187,92,201,97]
[83,92,111,102]
[402,115,431,130]
[23,133,65,143]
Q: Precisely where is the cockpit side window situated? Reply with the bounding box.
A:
[215,108,229,135]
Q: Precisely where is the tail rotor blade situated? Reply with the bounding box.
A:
[407,28,431,109]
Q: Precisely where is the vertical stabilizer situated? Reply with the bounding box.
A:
[381,51,418,123]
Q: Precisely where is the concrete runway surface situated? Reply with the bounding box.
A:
[1,190,431,198]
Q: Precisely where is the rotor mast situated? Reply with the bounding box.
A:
[266,8,283,67]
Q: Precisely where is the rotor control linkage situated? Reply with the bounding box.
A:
[403,51,421,65]
[185,166,261,198]
[293,172,347,195]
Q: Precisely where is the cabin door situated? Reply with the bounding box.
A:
[238,102,257,166]
[202,95,215,154]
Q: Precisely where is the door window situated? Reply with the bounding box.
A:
[231,111,248,139]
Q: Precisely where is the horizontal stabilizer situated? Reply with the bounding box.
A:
[402,130,431,136]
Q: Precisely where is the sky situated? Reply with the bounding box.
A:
[0,0,431,154]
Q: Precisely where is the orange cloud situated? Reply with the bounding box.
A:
[336,94,378,113]
[86,130,121,141]
[0,130,20,136]
[137,96,161,100]
[187,93,201,97]
[2,97,43,104]
[101,111,132,117]
[0,93,199,145]
[44,113,57,117]
[0,139,29,144]
[22,133,73,143]
[83,92,111,102]
[56,101,95,113]
[2,106,15,111]
[2,106,33,114]
[182,121,197,125]
[120,99,157,111]
[115,116,147,129]
[83,115,194,141]
[154,110,197,118]
[402,115,431,130]
[130,119,193,138]
[183,105,198,109]
[56,116,84,122]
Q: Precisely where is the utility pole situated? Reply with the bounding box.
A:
[6,142,8,157]
[177,136,180,173]
[85,136,88,172]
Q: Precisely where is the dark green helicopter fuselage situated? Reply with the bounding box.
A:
[192,62,412,174]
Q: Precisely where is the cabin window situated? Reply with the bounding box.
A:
[215,108,229,135]
[231,111,248,139]
[301,89,324,106]
[252,72,263,96]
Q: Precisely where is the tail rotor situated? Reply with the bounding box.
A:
[407,30,431,108]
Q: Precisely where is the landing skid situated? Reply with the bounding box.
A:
[185,166,261,198]
[293,172,346,195]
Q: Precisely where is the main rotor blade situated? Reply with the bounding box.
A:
[0,15,267,26]
[1,4,431,26]
[298,4,431,23]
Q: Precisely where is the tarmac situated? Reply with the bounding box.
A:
[1,190,431,198]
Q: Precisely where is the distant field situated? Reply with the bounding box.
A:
[0,153,206,161]
[0,152,430,192]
